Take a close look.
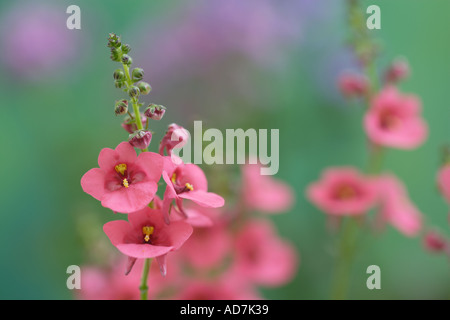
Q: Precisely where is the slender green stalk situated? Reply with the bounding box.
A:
[140,258,152,300]
[331,217,359,300]
[330,0,385,300]
[122,63,147,152]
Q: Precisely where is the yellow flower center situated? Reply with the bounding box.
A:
[142,226,154,242]
[171,173,177,184]
[185,183,194,191]
[122,178,129,188]
[115,163,127,176]
[337,185,355,200]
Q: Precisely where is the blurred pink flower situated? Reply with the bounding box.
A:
[0,2,80,80]
[375,174,423,237]
[231,220,298,287]
[180,222,231,270]
[423,231,448,253]
[384,58,410,84]
[338,72,369,98]
[161,157,225,224]
[103,207,193,276]
[364,86,427,149]
[79,265,140,300]
[81,142,163,213]
[437,165,450,203]
[307,167,377,216]
[242,163,295,214]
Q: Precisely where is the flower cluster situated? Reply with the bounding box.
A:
[80,34,225,294]
[79,163,297,300]
[310,58,426,237]
[79,33,296,300]
[306,0,435,300]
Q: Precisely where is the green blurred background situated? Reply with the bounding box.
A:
[0,0,448,299]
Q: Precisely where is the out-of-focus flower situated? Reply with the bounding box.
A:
[437,165,450,203]
[161,157,225,224]
[0,2,80,80]
[81,142,163,213]
[180,221,231,270]
[364,86,427,149]
[242,163,294,214]
[78,264,141,300]
[423,231,447,253]
[103,207,193,276]
[337,71,369,98]
[384,58,410,84]
[230,220,298,287]
[306,167,377,216]
[375,174,423,237]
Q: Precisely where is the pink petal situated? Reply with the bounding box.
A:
[103,220,133,246]
[172,207,214,227]
[98,148,119,171]
[135,152,164,182]
[179,190,225,208]
[115,142,138,164]
[116,243,173,259]
[178,164,208,191]
[162,220,193,250]
[127,207,166,231]
[156,254,167,277]
[81,168,106,201]
[101,181,158,213]
[163,156,178,175]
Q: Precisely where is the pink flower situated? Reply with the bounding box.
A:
[364,86,427,149]
[103,207,193,275]
[161,157,225,224]
[81,142,163,213]
[242,163,294,213]
[306,167,377,216]
[423,231,447,253]
[159,123,190,157]
[231,220,298,287]
[375,174,423,236]
[437,165,450,203]
[180,221,231,269]
[384,58,410,84]
[337,72,369,98]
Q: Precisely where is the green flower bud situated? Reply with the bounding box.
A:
[138,82,152,95]
[110,48,121,62]
[128,86,140,98]
[121,44,131,54]
[132,68,144,81]
[114,80,125,89]
[121,54,132,66]
[115,100,128,116]
[107,33,121,48]
[113,69,125,81]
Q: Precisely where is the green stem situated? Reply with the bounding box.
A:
[331,217,359,300]
[122,63,148,152]
[140,258,152,300]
